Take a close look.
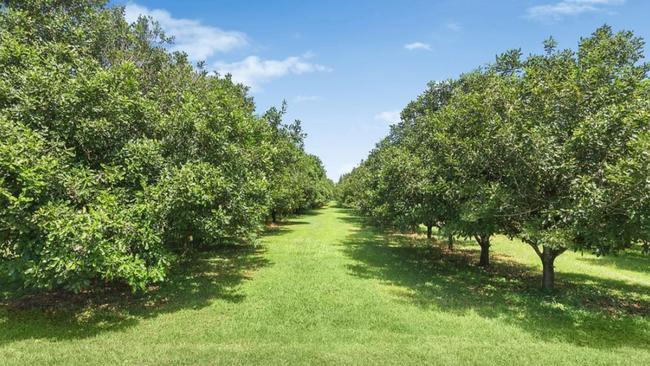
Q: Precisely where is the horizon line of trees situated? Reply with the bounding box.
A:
[0,0,333,293]
[337,25,650,291]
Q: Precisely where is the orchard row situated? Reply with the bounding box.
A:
[0,1,333,292]
[337,26,650,291]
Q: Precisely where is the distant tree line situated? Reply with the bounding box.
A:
[337,26,650,291]
[0,0,333,292]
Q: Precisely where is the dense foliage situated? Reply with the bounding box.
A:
[337,26,650,290]
[264,103,334,222]
[0,0,332,292]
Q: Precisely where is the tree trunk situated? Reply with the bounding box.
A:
[525,241,566,292]
[271,210,277,223]
[426,224,433,239]
[479,244,490,267]
[541,246,557,292]
[447,234,454,251]
[476,235,490,267]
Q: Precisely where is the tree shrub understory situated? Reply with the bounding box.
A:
[0,0,333,292]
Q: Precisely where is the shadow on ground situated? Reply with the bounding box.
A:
[0,214,315,345]
[577,250,650,275]
[336,207,650,350]
[0,245,268,345]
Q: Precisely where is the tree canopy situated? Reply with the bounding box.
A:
[0,0,332,292]
[337,25,650,291]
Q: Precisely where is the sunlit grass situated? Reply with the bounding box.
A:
[1,204,649,365]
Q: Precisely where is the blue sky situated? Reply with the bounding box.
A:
[112,0,650,180]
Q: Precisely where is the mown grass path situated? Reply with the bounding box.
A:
[1,205,649,365]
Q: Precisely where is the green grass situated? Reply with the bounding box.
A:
[1,204,649,365]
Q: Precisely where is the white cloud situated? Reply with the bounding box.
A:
[213,55,331,91]
[124,4,330,89]
[404,42,432,51]
[293,95,322,103]
[445,22,462,32]
[374,110,401,124]
[526,0,624,21]
[124,3,247,61]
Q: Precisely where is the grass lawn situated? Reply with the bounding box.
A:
[1,204,649,365]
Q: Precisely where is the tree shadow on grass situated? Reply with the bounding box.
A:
[0,244,270,345]
[335,207,378,227]
[576,249,650,276]
[263,226,293,237]
[295,207,325,217]
[338,211,650,350]
[263,215,318,236]
[265,207,325,230]
[277,220,311,226]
